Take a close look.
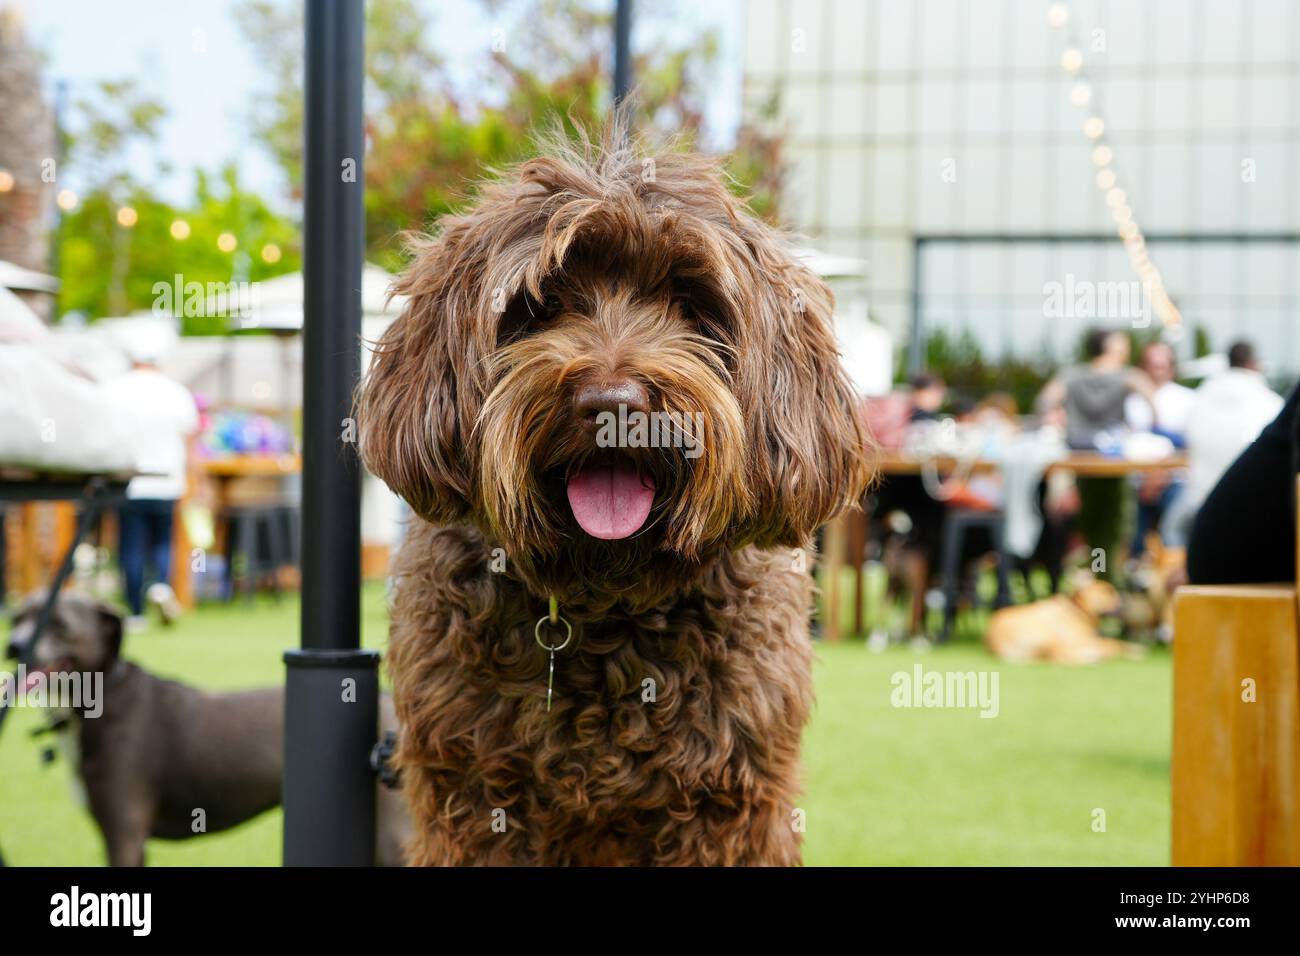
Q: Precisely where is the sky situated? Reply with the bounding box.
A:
[19,0,745,210]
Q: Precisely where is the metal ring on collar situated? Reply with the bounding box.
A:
[534,614,573,652]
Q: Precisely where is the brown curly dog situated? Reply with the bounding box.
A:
[357,120,872,865]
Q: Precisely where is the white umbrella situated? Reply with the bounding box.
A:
[204,262,406,331]
[792,247,867,280]
[0,259,60,294]
[0,283,49,343]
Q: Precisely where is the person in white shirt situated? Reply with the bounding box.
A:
[103,351,199,629]
[1125,341,1196,556]
[1125,341,1195,439]
[1162,340,1284,547]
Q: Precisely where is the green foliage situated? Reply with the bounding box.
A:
[1193,323,1211,358]
[726,86,789,223]
[68,77,169,197]
[235,0,790,269]
[904,327,1057,414]
[57,166,300,325]
[55,71,300,322]
[56,0,788,321]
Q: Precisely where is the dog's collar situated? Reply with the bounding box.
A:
[534,595,572,713]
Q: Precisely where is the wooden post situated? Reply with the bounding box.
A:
[1172,584,1300,865]
[822,514,846,642]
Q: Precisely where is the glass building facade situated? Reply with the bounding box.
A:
[742,0,1300,377]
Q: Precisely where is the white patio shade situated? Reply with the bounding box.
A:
[792,247,866,280]
[203,262,406,332]
[0,258,60,294]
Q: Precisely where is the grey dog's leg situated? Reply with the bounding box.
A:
[91,791,154,867]
[104,829,148,867]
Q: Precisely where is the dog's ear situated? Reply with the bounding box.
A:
[95,601,124,666]
[356,222,485,522]
[726,226,874,547]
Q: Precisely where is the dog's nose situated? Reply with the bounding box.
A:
[574,379,650,432]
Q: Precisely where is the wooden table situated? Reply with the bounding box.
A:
[200,453,302,479]
[821,451,1189,643]
[876,451,1187,478]
[1,469,136,601]
[171,453,303,607]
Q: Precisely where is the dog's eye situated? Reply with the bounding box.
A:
[543,295,564,319]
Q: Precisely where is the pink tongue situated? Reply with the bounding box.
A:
[566,461,655,540]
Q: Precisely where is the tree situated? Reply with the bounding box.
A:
[61,78,169,314]
[236,0,789,269]
[58,164,300,326]
[49,67,302,323]
[0,8,58,309]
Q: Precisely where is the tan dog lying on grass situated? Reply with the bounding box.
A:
[984,571,1143,665]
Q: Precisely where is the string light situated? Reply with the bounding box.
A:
[170,219,191,240]
[56,189,78,211]
[261,243,282,264]
[217,232,237,253]
[0,170,14,193]
[117,206,138,228]
[1050,4,1181,330]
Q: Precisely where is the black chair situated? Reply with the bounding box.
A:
[220,503,297,601]
[938,509,1012,642]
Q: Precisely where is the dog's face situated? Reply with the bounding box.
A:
[1069,572,1122,621]
[6,593,123,678]
[358,127,871,599]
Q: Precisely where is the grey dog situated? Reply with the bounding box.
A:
[5,592,409,866]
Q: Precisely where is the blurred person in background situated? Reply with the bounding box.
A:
[104,347,200,631]
[1037,328,1157,451]
[1173,340,1285,555]
[1036,328,1157,581]
[859,371,949,638]
[1125,341,1195,557]
[908,372,947,422]
[1125,341,1194,442]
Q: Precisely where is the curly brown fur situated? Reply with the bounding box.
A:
[358,117,873,865]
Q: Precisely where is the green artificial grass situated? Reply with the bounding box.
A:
[803,641,1171,865]
[0,580,1171,866]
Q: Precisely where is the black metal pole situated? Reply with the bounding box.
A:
[909,237,925,377]
[613,0,632,105]
[283,0,378,866]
